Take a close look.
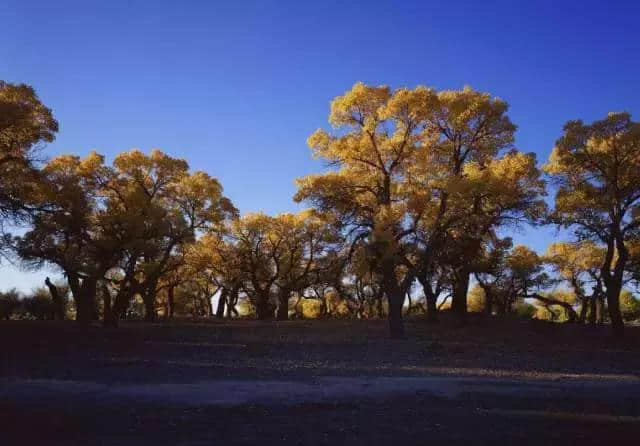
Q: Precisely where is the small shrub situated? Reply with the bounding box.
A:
[514,302,536,319]
[0,288,21,320]
[620,290,640,321]
[22,288,56,320]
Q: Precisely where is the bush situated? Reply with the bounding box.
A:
[514,302,536,319]
[467,285,486,313]
[0,288,21,320]
[300,298,324,319]
[22,288,55,320]
[620,290,640,321]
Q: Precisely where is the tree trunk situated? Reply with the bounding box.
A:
[451,268,470,323]
[588,295,597,325]
[596,294,605,325]
[255,293,273,320]
[167,285,175,319]
[216,289,227,318]
[143,293,157,322]
[276,289,290,321]
[483,288,493,317]
[45,277,65,321]
[143,280,158,322]
[578,297,588,324]
[530,293,577,323]
[76,277,97,325]
[605,283,624,337]
[387,291,405,339]
[102,284,117,328]
[380,258,406,338]
[419,278,438,324]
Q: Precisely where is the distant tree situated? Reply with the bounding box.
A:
[296,83,545,337]
[544,112,640,337]
[544,241,605,323]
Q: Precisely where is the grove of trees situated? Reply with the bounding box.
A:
[1,80,640,337]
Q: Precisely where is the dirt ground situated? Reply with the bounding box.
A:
[1,316,639,445]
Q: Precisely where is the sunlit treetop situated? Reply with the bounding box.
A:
[543,112,640,240]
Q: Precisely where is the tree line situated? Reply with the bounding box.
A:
[1,80,639,337]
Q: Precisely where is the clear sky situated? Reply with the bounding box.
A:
[1,0,639,292]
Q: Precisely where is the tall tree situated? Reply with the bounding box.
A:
[0,81,58,258]
[295,83,436,337]
[17,152,116,324]
[544,112,640,336]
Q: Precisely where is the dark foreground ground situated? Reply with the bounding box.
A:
[1,316,639,445]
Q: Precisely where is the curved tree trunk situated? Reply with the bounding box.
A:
[530,293,578,323]
[418,277,438,324]
[45,277,65,321]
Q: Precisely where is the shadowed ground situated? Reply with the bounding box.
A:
[1,317,639,444]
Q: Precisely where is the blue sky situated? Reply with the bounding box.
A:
[1,0,639,291]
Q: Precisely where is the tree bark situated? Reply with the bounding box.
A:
[216,289,227,318]
[255,292,273,320]
[167,285,175,319]
[77,277,97,325]
[44,277,65,321]
[102,284,116,328]
[530,293,577,323]
[451,268,470,323]
[142,280,158,322]
[276,289,290,321]
[578,297,588,324]
[588,295,597,325]
[418,277,438,324]
[605,283,624,337]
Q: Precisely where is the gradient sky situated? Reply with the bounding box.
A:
[2,0,639,292]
